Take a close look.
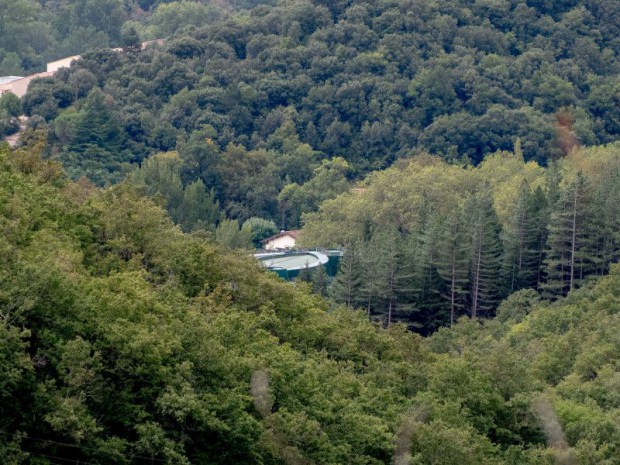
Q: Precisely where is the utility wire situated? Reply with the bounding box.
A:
[0,430,168,463]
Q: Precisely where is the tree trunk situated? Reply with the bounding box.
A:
[471,245,482,318]
[569,188,578,291]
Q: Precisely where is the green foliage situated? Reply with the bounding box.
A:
[17,0,620,229]
[278,157,351,228]
[436,205,471,325]
[140,1,224,40]
[0,0,267,76]
[311,264,329,297]
[120,24,141,52]
[215,218,253,249]
[329,241,363,309]
[3,1,620,462]
[21,76,73,121]
[468,189,504,318]
[306,146,620,332]
[130,151,222,232]
[502,184,549,293]
[69,88,122,152]
[242,216,278,248]
[2,141,620,464]
[0,93,21,118]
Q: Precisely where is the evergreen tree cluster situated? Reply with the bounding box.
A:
[130,150,223,232]
[314,146,620,333]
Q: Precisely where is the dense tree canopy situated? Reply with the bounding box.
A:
[3,1,620,464]
[0,0,272,76]
[302,144,620,332]
[2,132,620,465]
[13,0,620,230]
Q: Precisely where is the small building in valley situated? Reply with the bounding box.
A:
[262,230,301,251]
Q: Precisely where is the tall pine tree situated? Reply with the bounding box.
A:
[436,206,471,325]
[412,212,449,332]
[530,186,551,290]
[174,180,221,232]
[365,227,414,327]
[589,173,620,276]
[329,241,363,309]
[502,182,549,293]
[543,172,592,297]
[468,190,504,318]
[311,264,329,297]
[70,88,122,155]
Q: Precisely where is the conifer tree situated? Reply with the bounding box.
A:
[437,206,471,325]
[329,241,363,309]
[311,264,329,297]
[502,182,549,293]
[121,25,141,53]
[70,88,122,154]
[132,152,184,214]
[358,238,380,320]
[215,219,252,249]
[589,174,620,276]
[468,190,504,318]
[365,227,414,327]
[413,213,449,331]
[502,182,530,293]
[175,180,221,232]
[394,232,422,328]
[530,186,551,290]
[543,172,592,297]
[296,263,313,284]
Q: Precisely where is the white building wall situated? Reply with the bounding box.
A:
[47,55,81,73]
[264,235,297,250]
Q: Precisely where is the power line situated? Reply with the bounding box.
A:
[3,444,94,465]
[0,430,168,463]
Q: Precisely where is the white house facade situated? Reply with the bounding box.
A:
[262,231,301,250]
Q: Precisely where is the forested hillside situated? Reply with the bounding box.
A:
[2,0,620,463]
[0,0,272,76]
[302,144,620,332]
[2,135,620,464]
[15,0,620,230]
